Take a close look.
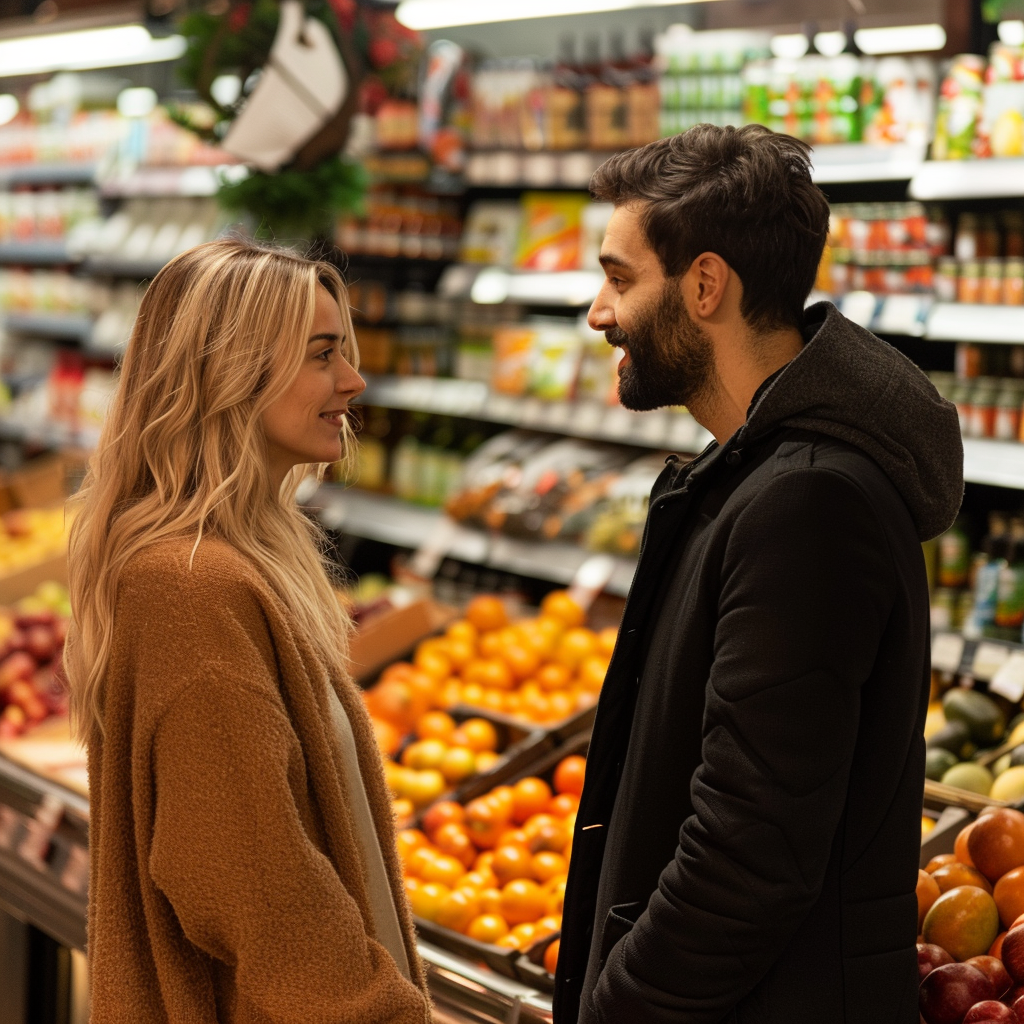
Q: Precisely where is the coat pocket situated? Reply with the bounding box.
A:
[598,901,644,963]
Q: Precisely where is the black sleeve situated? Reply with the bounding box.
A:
[585,467,896,1024]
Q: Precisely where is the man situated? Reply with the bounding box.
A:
[555,124,963,1024]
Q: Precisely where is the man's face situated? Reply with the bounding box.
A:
[590,204,717,412]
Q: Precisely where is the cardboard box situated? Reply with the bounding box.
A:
[347,598,457,684]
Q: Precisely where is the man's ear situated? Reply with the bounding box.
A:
[688,253,730,319]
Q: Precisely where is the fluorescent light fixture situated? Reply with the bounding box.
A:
[397,0,693,30]
[211,74,242,107]
[0,94,17,126]
[117,86,157,118]
[853,23,946,55]
[813,30,847,56]
[0,24,186,77]
[770,33,809,59]
[998,20,1024,45]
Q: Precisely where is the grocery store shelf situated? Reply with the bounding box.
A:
[2,313,93,343]
[0,417,100,451]
[82,255,169,279]
[963,438,1024,489]
[810,143,927,184]
[826,291,931,336]
[98,164,239,198]
[360,373,714,453]
[437,264,604,306]
[0,243,75,266]
[464,150,610,189]
[910,158,1024,201]
[312,486,638,596]
[926,303,1024,345]
[0,163,96,188]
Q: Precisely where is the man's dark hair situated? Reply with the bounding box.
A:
[590,124,830,333]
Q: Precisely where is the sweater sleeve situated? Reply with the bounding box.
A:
[147,631,429,1023]
[585,467,898,1024]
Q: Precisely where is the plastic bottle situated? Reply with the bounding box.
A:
[966,513,1008,637]
[995,517,1024,634]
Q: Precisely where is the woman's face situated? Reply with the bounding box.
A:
[262,285,364,488]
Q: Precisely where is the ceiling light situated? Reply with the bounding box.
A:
[998,20,1024,45]
[770,33,810,59]
[396,0,701,31]
[813,30,847,56]
[853,24,946,55]
[0,94,17,126]
[0,24,186,78]
[117,86,157,118]
[211,74,242,107]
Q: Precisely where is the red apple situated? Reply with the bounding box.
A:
[24,625,55,663]
[14,609,54,629]
[962,1001,1017,1023]
[967,956,1013,997]
[920,943,957,981]
[0,651,35,690]
[920,964,995,1024]
[1002,927,1024,983]
[1013,995,1024,1020]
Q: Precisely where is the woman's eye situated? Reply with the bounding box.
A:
[316,347,334,362]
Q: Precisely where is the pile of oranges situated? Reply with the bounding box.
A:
[369,590,615,731]
[383,712,502,822]
[398,752,587,971]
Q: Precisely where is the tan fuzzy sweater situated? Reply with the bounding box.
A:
[85,537,431,1024]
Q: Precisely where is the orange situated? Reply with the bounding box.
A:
[440,747,478,784]
[439,679,463,709]
[968,808,1024,883]
[993,865,1024,928]
[991,931,1008,958]
[510,923,540,946]
[488,786,516,819]
[505,644,541,681]
[533,851,568,883]
[492,845,537,886]
[404,769,446,808]
[519,691,552,723]
[397,829,429,865]
[465,798,506,850]
[925,853,959,874]
[371,718,403,756]
[496,932,526,950]
[499,827,531,848]
[554,628,597,669]
[500,879,548,926]
[932,862,993,895]
[461,868,499,890]
[479,632,506,659]
[466,595,509,633]
[406,847,438,879]
[537,664,572,692]
[540,590,586,628]
[422,801,466,838]
[393,799,414,827]
[578,656,609,693]
[446,620,478,646]
[554,756,587,797]
[922,885,1000,961]
[421,854,467,889]
[548,692,576,722]
[955,822,978,868]
[402,739,447,771]
[435,888,482,933]
[544,938,560,975]
[917,870,941,927]
[446,640,475,670]
[512,778,554,824]
[414,646,453,683]
[479,690,506,714]
[459,718,500,753]
[545,877,567,915]
[596,626,617,658]
[479,887,503,915]
[476,751,502,774]
[417,711,457,743]
[549,794,580,819]
[460,683,485,706]
[467,913,510,944]
[534,915,562,939]
[408,881,450,921]
[365,680,421,732]
[465,659,515,691]
[527,819,568,855]
[434,823,477,868]
[475,851,496,874]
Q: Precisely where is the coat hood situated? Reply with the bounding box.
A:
[739,301,963,541]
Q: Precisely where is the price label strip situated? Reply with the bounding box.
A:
[60,843,89,897]
[972,641,1012,681]
[931,632,966,674]
[991,650,1024,703]
[0,805,21,851]
[18,792,64,871]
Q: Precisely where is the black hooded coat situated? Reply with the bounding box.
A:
[554,302,965,1024]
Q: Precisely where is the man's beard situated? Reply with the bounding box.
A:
[610,282,718,413]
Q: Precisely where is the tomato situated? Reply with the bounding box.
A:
[492,844,537,886]
[422,800,466,838]
[434,823,476,868]
[465,798,506,850]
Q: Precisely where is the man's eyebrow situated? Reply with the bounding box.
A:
[308,332,341,344]
[599,253,636,274]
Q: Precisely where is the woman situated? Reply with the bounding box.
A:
[64,239,432,1024]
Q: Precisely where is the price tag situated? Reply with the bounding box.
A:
[876,295,928,337]
[932,632,966,674]
[408,517,460,580]
[60,843,89,897]
[991,651,1024,703]
[18,793,63,870]
[972,641,1012,681]
[568,554,617,611]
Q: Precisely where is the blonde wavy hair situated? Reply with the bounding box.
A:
[64,238,358,739]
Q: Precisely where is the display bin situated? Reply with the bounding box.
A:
[413,731,590,987]
[515,931,558,993]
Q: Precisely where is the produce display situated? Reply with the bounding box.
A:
[916,808,1024,1023]
[0,580,70,739]
[398,748,586,966]
[0,507,68,578]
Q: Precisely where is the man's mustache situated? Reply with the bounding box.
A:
[606,327,629,347]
